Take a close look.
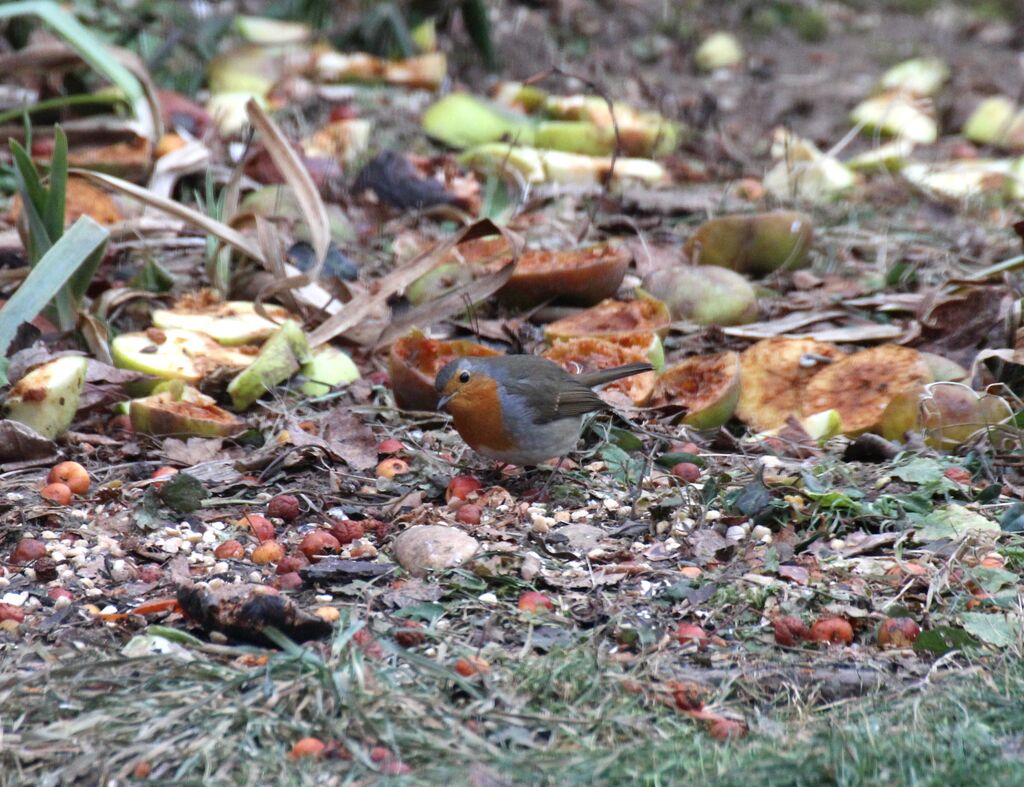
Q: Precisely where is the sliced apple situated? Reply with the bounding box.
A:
[735,338,845,431]
[850,91,938,145]
[502,243,631,307]
[642,265,758,325]
[920,382,1012,450]
[227,321,311,410]
[112,329,255,383]
[802,344,931,435]
[422,93,536,149]
[3,356,88,439]
[388,330,502,411]
[542,336,657,406]
[543,295,671,342]
[651,352,742,429]
[300,345,360,396]
[685,212,814,276]
[152,300,293,346]
[130,386,245,438]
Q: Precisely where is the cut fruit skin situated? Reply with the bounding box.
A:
[684,212,814,276]
[389,330,502,411]
[3,356,88,440]
[735,337,845,431]
[130,395,246,438]
[543,336,658,406]
[226,321,311,410]
[642,265,758,326]
[802,344,932,436]
[544,296,671,342]
[653,352,741,430]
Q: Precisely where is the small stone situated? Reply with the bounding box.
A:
[603,499,620,512]
[54,595,71,609]
[570,509,589,522]
[479,592,498,604]
[392,525,480,577]
[705,510,722,522]
[829,538,845,551]
[531,515,551,533]
[655,520,670,534]
[85,588,103,598]
[554,511,571,523]
[751,525,773,543]
[726,525,747,542]
[314,594,332,603]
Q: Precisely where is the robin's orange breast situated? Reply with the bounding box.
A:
[444,376,517,453]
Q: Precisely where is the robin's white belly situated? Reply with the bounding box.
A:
[473,416,582,466]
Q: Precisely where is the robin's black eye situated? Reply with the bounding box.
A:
[458,370,471,383]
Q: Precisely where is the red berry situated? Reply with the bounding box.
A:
[675,622,709,649]
[298,531,341,562]
[772,616,810,647]
[377,438,405,455]
[671,462,701,483]
[267,494,301,521]
[455,504,482,525]
[237,514,275,542]
[11,538,47,564]
[330,519,365,544]
[517,591,554,613]
[810,617,854,645]
[40,483,72,506]
[446,475,482,502]
[273,572,303,590]
[877,617,921,648]
[394,620,426,647]
[48,462,90,494]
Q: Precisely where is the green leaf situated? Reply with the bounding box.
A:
[9,138,52,262]
[608,427,643,452]
[893,457,945,485]
[600,444,644,486]
[1000,502,1024,533]
[961,612,1020,648]
[0,216,109,377]
[129,257,176,293]
[43,125,68,247]
[158,472,210,514]
[0,2,145,109]
[913,504,999,542]
[912,625,978,655]
[656,451,704,468]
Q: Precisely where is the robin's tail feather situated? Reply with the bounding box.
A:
[575,362,653,389]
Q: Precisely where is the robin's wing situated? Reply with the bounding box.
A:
[500,376,608,423]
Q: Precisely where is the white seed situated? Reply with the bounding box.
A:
[726,525,747,542]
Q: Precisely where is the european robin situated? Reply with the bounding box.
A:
[435,355,652,466]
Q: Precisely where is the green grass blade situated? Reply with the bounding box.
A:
[9,139,52,262]
[0,216,109,361]
[0,2,144,108]
[43,126,68,246]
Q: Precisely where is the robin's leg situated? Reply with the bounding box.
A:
[524,457,565,502]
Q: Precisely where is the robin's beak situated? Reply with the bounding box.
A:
[437,391,455,411]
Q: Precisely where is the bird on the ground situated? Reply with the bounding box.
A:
[435,354,652,466]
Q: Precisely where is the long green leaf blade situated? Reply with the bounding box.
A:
[43,126,68,246]
[0,216,109,360]
[9,140,52,262]
[0,2,144,107]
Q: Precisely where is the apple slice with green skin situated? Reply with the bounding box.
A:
[642,265,758,326]
[300,345,360,396]
[684,212,814,277]
[422,93,536,149]
[130,386,245,438]
[227,320,311,410]
[3,356,88,439]
[112,329,256,383]
[920,382,1013,450]
[151,301,293,346]
[652,352,741,430]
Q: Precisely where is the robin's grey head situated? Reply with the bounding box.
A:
[435,357,476,393]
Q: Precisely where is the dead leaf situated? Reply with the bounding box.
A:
[162,438,226,466]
